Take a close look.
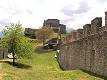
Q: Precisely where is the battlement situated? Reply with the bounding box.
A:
[64,12,107,43]
[91,17,102,34]
[77,29,83,39]
[83,24,91,37]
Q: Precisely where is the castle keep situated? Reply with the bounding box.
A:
[43,19,66,33]
[58,11,107,76]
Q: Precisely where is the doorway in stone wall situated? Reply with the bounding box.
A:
[90,50,95,71]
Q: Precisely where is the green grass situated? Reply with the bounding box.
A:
[2,48,105,80]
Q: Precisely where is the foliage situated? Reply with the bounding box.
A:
[1,23,33,59]
[35,26,54,45]
[0,37,8,52]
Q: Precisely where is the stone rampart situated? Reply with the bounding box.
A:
[58,11,107,76]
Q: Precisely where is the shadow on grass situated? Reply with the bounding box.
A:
[0,60,32,69]
[34,46,53,54]
[81,69,107,80]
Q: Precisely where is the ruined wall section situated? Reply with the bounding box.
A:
[91,17,102,34]
[58,13,107,76]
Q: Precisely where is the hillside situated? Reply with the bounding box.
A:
[1,46,105,80]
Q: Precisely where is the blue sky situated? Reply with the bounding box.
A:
[0,0,107,31]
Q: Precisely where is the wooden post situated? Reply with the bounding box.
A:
[57,27,61,50]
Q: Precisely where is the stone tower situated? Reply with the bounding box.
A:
[43,19,66,33]
[105,11,107,31]
[105,11,107,26]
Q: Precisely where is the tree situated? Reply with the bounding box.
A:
[1,22,33,65]
[36,27,54,45]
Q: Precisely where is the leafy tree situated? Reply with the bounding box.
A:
[1,22,33,65]
[36,26,54,45]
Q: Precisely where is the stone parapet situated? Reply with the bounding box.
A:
[91,17,102,34]
[83,24,91,37]
[76,29,83,40]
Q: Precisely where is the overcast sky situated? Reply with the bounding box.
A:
[0,0,107,31]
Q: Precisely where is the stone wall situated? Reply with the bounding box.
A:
[0,51,8,59]
[24,28,38,39]
[58,11,107,76]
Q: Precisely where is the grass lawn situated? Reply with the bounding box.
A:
[1,48,105,80]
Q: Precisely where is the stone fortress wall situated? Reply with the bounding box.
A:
[58,11,107,76]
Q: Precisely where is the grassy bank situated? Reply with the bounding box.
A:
[1,48,104,80]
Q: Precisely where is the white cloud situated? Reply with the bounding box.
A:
[61,0,107,29]
[0,0,107,31]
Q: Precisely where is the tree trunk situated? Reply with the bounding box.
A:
[12,38,15,66]
[12,49,15,66]
[3,51,4,58]
[43,40,45,46]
